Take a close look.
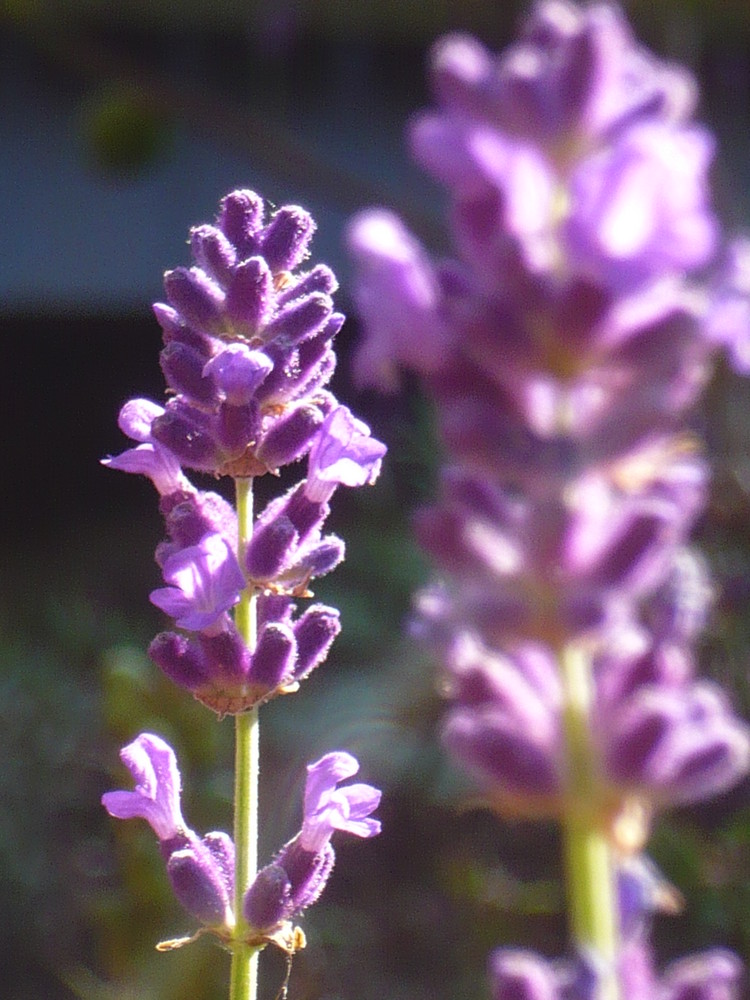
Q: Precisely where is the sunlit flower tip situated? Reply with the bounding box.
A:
[189,224,237,285]
[150,532,245,631]
[163,266,225,333]
[300,752,382,855]
[304,405,387,503]
[117,398,167,442]
[489,948,560,1000]
[242,863,292,932]
[218,189,265,257]
[101,733,185,841]
[259,204,316,272]
[291,605,341,681]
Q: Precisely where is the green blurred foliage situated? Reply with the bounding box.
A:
[81,88,173,177]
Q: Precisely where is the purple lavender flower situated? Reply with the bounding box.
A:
[304,406,387,504]
[105,189,386,717]
[349,0,749,993]
[143,190,347,478]
[150,532,246,632]
[102,733,185,840]
[102,734,235,929]
[299,751,382,852]
[243,752,381,934]
[102,399,191,496]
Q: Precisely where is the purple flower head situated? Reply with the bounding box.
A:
[300,751,382,854]
[150,532,245,632]
[101,733,185,841]
[102,398,191,496]
[148,601,340,716]
[145,190,350,478]
[304,405,387,503]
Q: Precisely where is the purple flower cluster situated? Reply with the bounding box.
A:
[105,190,385,716]
[102,190,385,943]
[348,2,748,997]
[102,735,380,938]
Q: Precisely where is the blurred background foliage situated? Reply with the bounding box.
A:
[1,1,750,998]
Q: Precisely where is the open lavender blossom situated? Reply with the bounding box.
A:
[243,751,381,935]
[348,0,750,995]
[102,734,235,929]
[304,405,388,503]
[150,532,246,631]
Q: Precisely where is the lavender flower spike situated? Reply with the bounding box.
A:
[304,406,387,504]
[150,531,246,631]
[102,733,185,841]
[349,0,750,995]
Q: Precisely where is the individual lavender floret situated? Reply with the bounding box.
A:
[243,752,381,937]
[304,405,387,503]
[150,532,246,632]
[245,406,385,590]
[102,734,234,930]
[102,398,191,496]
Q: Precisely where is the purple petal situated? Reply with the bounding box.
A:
[102,442,189,496]
[117,398,165,442]
[101,732,184,841]
[203,344,274,405]
[346,209,446,390]
[305,405,387,503]
[150,532,245,631]
[300,751,381,854]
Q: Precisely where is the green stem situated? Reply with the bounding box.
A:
[560,643,620,1000]
[229,477,260,1000]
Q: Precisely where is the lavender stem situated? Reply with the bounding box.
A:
[561,643,619,1000]
[230,476,260,1000]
